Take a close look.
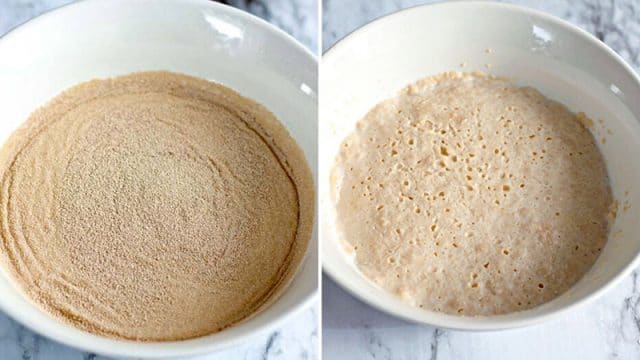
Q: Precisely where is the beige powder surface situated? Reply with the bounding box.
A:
[333,72,613,316]
[0,71,314,340]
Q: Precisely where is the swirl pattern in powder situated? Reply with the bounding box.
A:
[0,71,314,340]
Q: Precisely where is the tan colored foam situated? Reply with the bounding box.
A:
[332,72,613,315]
[0,71,314,340]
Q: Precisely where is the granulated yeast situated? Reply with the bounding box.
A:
[0,71,314,340]
[332,72,613,316]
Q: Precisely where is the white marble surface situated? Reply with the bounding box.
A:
[322,1,640,359]
[0,1,318,359]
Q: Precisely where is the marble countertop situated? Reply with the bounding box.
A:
[0,1,318,359]
[322,1,640,359]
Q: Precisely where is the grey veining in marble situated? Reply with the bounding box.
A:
[224,0,318,52]
[0,306,319,360]
[322,1,640,359]
[0,1,318,359]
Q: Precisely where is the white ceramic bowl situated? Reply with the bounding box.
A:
[0,0,317,357]
[321,1,640,331]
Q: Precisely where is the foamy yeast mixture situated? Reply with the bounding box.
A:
[333,72,614,315]
[0,72,314,340]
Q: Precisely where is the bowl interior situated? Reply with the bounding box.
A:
[321,2,640,330]
[0,0,317,357]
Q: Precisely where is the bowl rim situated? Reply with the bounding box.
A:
[0,0,318,357]
[322,0,640,331]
